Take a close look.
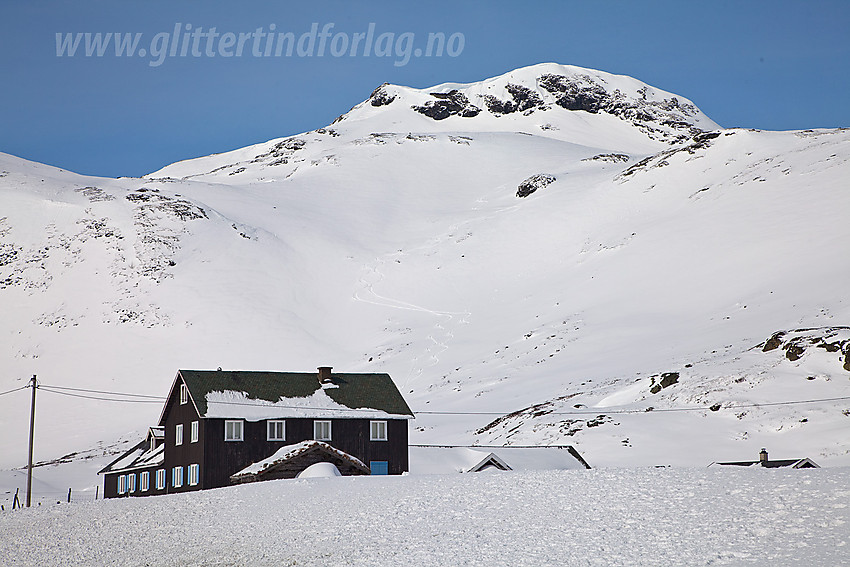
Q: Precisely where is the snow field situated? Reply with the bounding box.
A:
[0,467,847,566]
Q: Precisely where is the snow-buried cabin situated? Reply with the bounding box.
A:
[98,367,414,498]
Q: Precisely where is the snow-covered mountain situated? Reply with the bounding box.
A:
[2,63,849,493]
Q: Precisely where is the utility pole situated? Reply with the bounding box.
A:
[26,375,36,508]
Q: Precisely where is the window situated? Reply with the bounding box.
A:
[128,473,136,493]
[191,421,199,443]
[140,471,149,492]
[370,420,388,441]
[314,420,331,441]
[173,466,183,488]
[118,475,127,494]
[370,461,389,475]
[224,420,243,441]
[175,423,184,446]
[267,420,286,441]
[188,464,199,486]
[179,383,188,404]
[156,469,166,490]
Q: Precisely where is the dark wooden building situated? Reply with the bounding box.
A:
[98,427,168,498]
[99,367,414,498]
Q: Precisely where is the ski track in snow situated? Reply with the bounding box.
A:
[352,193,526,392]
[354,246,471,392]
[1,467,848,567]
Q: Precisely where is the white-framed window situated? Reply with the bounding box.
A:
[118,475,127,494]
[188,464,199,486]
[173,466,183,488]
[191,421,199,443]
[175,423,184,446]
[224,420,243,441]
[179,383,188,405]
[140,471,149,492]
[370,420,388,441]
[314,420,332,441]
[267,420,286,441]
[128,473,136,493]
[156,468,166,490]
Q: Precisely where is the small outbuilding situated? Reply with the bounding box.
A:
[465,451,513,473]
[709,448,820,469]
[410,445,590,475]
[230,440,371,484]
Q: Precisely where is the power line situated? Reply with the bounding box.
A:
[37,387,164,404]
[415,395,850,416]
[411,444,576,448]
[28,382,850,416]
[38,384,165,399]
[0,385,29,397]
[35,386,397,413]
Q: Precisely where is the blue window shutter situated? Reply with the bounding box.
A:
[370,461,388,475]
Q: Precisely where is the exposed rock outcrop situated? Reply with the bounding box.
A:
[516,173,556,198]
[369,84,396,107]
[759,327,850,366]
[412,90,481,120]
[484,83,544,115]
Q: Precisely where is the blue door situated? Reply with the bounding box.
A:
[370,461,388,475]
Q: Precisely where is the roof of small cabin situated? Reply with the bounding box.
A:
[409,445,591,474]
[231,440,370,480]
[460,450,513,473]
[710,458,819,469]
[174,369,414,420]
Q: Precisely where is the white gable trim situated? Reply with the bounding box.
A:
[157,371,202,426]
[465,452,512,473]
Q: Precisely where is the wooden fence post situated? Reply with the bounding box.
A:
[67,488,72,503]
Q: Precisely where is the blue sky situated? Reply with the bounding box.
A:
[1,0,848,178]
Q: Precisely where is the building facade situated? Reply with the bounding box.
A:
[100,367,413,498]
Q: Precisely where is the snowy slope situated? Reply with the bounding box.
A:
[1,64,849,498]
[1,467,848,566]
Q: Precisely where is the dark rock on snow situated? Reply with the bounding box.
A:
[517,174,556,198]
[370,84,396,107]
[412,90,481,120]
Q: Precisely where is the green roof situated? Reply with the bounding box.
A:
[177,370,414,418]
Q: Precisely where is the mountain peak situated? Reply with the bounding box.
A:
[345,63,718,143]
[149,63,719,180]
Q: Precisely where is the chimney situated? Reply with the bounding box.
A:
[759,448,768,464]
[318,366,333,385]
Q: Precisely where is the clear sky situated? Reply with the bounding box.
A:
[1,0,848,178]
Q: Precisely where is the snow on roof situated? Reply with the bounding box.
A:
[417,448,508,474]
[98,443,164,475]
[410,446,590,475]
[204,388,410,421]
[231,440,367,479]
[175,370,414,422]
[296,462,342,478]
[709,457,820,469]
